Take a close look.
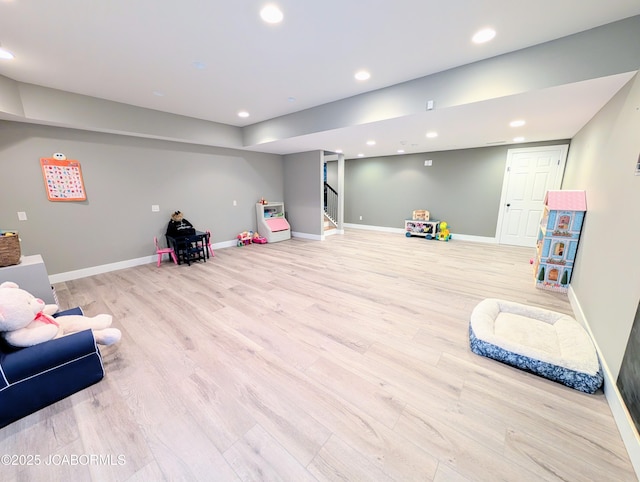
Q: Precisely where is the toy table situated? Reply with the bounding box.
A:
[166,231,209,265]
[405,219,440,239]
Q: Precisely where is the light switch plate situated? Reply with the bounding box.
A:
[17,211,27,221]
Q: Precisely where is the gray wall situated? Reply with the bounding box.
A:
[344,141,569,236]
[0,121,283,275]
[562,73,640,379]
[326,159,338,188]
[283,151,323,236]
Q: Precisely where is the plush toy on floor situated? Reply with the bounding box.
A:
[0,281,121,348]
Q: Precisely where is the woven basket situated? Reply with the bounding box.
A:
[0,233,21,267]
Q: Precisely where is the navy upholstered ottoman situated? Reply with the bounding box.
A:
[0,308,104,428]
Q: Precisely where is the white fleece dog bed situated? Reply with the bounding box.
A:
[469,298,602,393]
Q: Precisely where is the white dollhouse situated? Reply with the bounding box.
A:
[534,190,587,293]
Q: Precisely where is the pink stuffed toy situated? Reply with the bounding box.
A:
[0,281,121,348]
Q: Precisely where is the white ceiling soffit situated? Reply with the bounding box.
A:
[245,73,636,157]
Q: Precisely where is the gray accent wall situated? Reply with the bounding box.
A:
[345,141,569,236]
[283,151,323,237]
[0,121,283,275]
[562,72,640,379]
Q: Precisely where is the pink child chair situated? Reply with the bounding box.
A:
[154,236,178,267]
[205,230,215,257]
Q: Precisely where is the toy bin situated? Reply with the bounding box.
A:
[256,202,291,243]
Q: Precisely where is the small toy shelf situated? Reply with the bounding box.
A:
[256,202,291,243]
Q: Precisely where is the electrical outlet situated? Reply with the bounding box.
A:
[151,205,160,212]
[426,100,434,110]
[359,215,363,221]
[233,200,237,206]
[424,160,432,166]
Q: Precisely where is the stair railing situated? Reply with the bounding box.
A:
[324,182,338,225]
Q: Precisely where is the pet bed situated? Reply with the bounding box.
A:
[469,298,603,393]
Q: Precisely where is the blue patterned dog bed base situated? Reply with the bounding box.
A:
[469,299,603,394]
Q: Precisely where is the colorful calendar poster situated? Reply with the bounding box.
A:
[40,158,87,201]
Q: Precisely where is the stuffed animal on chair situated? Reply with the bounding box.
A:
[165,210,195,237]
[0,281,121,348]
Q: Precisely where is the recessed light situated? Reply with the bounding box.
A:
[335,149,343,154]
[357,153,364,157]
[366,140,376,146]
[510,119,526,127]
[426,131,438,138]
[472,28,496,44]
[354,70,370,81]
[397,149,405,154]
[260,5,283,24]
[0,47,14,60]
[513,136,525,142]
[152,91,165,97]
[238,111,250,118]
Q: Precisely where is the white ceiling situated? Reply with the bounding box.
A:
[0,1,639,158]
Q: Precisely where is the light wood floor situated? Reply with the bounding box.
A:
[1,229,635,481]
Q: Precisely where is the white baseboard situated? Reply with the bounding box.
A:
[48,239,236,283]
[449,233,497,244]
[343,223,497,244]
[49,255,156,283]
[343,223,404,234]
[568,287,640,479]
[291,231,323,241]
[214,240,238,250]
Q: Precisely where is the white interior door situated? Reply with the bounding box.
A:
[497,145,568,247]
